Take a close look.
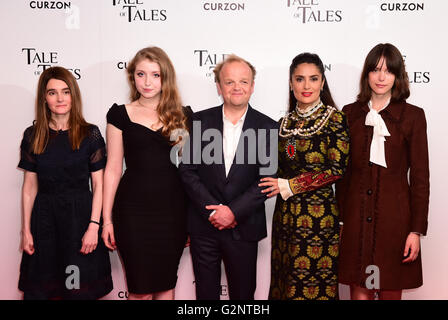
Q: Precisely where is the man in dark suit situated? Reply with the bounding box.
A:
[179,55,278,300]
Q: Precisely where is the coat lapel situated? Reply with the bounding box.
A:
[380,101,405,123]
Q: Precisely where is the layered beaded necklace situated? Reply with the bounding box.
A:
[279,100,335,138]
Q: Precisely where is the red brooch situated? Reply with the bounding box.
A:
[286,138,296,160]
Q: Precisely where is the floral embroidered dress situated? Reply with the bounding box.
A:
[269,103,349,300]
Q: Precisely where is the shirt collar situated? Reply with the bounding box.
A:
[222,105,249,126]
[368,99,390,113]
[361,100,403,121]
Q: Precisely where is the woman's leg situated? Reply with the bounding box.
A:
[128,292,153,300]
[153,288,175,300]
[350,285,376,300]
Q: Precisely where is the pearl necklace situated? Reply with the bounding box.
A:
[296,100,323,118]
[279,104,335,138]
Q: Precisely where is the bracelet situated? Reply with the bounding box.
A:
[103,222,113,227]
[90,220,100,226]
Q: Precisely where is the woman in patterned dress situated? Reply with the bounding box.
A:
[260,53,349,300]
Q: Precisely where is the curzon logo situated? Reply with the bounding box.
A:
[194,50,229,78]
[287,0,342,23]
[117,61,128,70]
[112,0,167,23]
[21,48,81,79]
[28,1,80,30]
[380,2,424,11]
[203,2,245,11]
[29,1,71,9]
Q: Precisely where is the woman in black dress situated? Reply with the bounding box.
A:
[102,47,189,300]
[18,66,113,300]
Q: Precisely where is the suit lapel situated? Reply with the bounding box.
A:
[212,105,227,183]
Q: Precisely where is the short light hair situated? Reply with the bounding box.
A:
[213,54,256,84]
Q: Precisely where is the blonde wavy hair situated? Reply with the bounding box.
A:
[127,46,187,145]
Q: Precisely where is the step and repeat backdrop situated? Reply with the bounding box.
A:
[1,0,446,299]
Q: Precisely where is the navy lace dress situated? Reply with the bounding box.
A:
[17,125,113,300]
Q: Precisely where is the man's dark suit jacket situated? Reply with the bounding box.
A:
[179,104,278,242]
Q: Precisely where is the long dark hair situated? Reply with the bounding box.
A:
[357,43,410,104]
[288,52,337,112]
[33,66,89,154]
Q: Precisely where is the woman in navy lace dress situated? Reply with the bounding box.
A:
[18,66,113,300]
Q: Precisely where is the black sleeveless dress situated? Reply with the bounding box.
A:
[106,103,188,294]
[18,125,113,300]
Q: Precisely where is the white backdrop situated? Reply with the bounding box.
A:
[0,0,446,300]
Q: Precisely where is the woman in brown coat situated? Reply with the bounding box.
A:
[336,43,429,300]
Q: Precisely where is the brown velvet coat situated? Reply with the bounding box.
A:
[336,101,429,290]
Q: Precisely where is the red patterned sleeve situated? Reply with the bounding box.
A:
[289,170,341,194]
[288,111,350,195]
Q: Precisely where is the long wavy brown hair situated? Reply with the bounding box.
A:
[32,66,89,154]
[127,46,187,145]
